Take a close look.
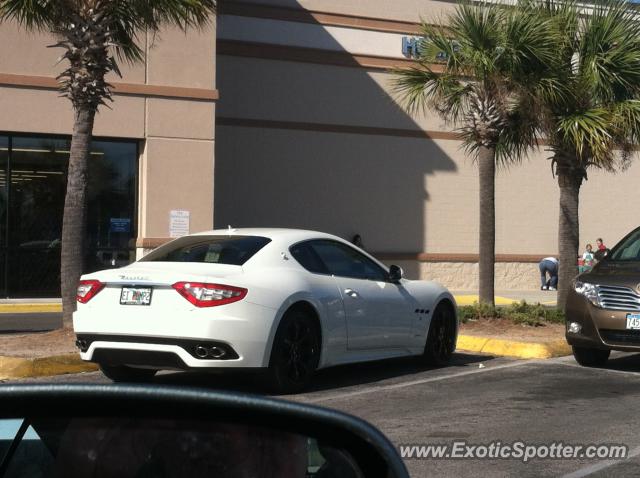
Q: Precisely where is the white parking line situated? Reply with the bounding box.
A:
[561,445,640,478]
[302,359,537,404]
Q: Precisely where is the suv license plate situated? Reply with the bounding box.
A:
[626,314,640,330]
[120,287,152,306]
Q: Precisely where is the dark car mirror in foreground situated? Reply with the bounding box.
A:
[0,384,409,478]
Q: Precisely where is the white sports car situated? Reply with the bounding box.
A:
[73,228,458,393]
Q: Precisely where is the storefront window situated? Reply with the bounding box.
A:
[0,134,137,298]
[86,141,138,272]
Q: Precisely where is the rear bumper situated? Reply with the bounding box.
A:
[73,301,278,369]
[565,290,640,351]
[77,336,269,369]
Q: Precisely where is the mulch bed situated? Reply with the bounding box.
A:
[0,328,77,358]
[460,318,566,343]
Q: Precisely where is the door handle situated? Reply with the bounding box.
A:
[344,288,359,298]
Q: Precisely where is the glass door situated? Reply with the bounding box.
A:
[8,137,69,297]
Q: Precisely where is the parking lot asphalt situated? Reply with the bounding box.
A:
[6,351,640,477]
[0,313,61,332]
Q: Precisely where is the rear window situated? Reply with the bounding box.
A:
[139,235,271,265]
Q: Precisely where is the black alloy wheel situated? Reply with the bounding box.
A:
[422,303,456,366]
[268,309,321,394]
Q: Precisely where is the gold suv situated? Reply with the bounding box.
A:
[566,227,640,366]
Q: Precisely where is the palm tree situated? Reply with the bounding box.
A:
[528,0,640,310]
[393,2,556,306]
[0,0,216,327]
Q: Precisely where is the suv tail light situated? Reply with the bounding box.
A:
[77,280,105,304]
[172,282,248,307]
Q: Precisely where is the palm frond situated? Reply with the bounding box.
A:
[577,0,640,103]
[105,0,216,62]
[392,65,471,122]
[557,108,615,162]
[0,0,66,29]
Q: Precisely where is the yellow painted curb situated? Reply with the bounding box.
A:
[0,353,97,380]
[454,295,519,306]
[457,334,572,359]
[0,303,61,313]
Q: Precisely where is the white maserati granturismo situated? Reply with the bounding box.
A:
[73,228,458,393]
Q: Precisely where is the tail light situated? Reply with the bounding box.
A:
[77,280,105,304]
[172,282,247,307]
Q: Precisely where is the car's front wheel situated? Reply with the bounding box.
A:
[572,346,610,367]
[99,364,157,382]
[267,308,321,395]
[421,302,456,366]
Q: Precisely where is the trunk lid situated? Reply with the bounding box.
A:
[85,262,244,286]
[78,262,247,318]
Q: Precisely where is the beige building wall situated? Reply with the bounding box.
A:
[231,0,459,23]
[215,0,640,290]
[0,19,218,260]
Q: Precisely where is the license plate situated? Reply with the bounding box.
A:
[120,287,152,306]
[626,314,640,330]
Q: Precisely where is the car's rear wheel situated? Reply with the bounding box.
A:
[421,303,456,366]
[99,364,157,382]
[267,308,321,395]
[572,346,610,367]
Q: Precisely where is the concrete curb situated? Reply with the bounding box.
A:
[0,303,61,313]
[457,334,572,359]
[0,354,97,380]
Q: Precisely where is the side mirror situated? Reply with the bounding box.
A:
[0,384,409,478]
[388,264,404,283]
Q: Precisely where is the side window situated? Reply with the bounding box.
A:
[290,242,329,274]
[309,240,388,281]
[612,231,640,261]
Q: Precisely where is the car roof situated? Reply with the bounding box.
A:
[192,227,341,243]
[166,228,389,271]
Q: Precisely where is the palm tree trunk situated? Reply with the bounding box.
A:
[61,107,96,328]
[478,145,496,306]
[557,160,582,311]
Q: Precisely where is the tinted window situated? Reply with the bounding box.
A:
[309,240,388,281]
[140,235,271,265]
[609,229,640,261]
[290,242,329,274]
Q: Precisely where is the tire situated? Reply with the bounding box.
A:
[267,308,321,394]
[421,303,456,366]
[99,364,157,382]
[572,346,610,367]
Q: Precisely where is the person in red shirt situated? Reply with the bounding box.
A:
[594,238,609,262]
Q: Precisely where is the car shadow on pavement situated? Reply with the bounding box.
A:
[599,352,640,373]
[149,352,494,396]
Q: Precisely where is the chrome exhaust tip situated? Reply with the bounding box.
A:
[195,345,209,359]
[209,346,227,359]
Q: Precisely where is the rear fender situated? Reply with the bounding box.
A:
[262,292,344,369]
